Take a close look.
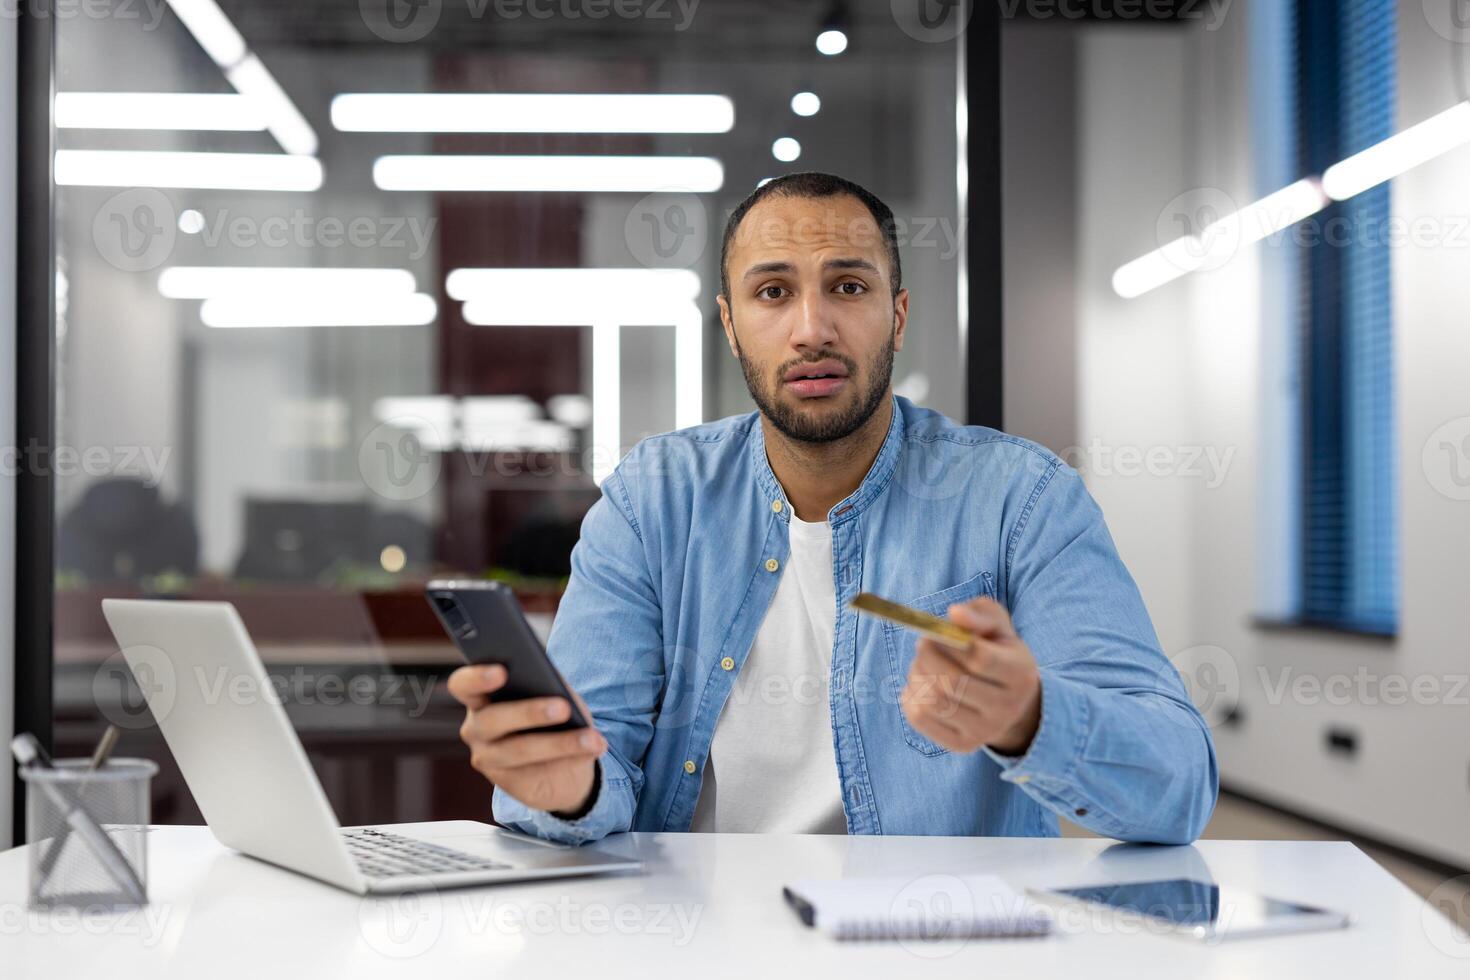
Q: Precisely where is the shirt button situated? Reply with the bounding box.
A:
[771,499,784,513]
[683,760,697,775]
[1014,775,1031,785]
[764,558,779,572]
[720,656,735,671]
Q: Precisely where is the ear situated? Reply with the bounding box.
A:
[717,294,740,359]
[892,288,910,353]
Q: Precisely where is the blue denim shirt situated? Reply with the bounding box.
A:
[494,396,1218,844]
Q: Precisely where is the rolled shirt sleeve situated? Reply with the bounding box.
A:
[984,465,1219,845]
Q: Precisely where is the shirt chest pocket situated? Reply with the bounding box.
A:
[880,569,997,757]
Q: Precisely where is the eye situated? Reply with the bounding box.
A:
[757,285,788,301]
[834,280,867,296]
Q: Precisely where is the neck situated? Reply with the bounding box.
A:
[762,394,894,522]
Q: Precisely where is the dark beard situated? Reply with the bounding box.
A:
[735,323,895,444]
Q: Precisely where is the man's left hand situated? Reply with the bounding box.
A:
[899,596,1042,756]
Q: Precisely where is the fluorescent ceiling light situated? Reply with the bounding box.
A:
[159,267,417,299]
[164,0,317,157]
[165,0,247,69]
[1321,100,1470,201]
[55,93,266,131]
[225,54,319,156]
[56,150,323,191]
[331,93,735,134]
[447,267,699,304]
[449,267,704,480]
[1110,236,1208,300]
[790,92,821,117]
[816,29,848,55]
[200,293,437,328]
[373,155,724,193]
[1112,179,1329,299]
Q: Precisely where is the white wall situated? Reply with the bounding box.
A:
[1,8,17,848]
[1072,2,1470,867]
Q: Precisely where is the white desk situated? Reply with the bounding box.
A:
[2,824,1467,978]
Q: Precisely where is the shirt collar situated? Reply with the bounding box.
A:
[749,395,906,527]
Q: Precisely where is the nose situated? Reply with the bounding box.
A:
[788,287,841,352]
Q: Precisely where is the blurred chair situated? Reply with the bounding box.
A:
[57,477,199,583]
[233,498,373,582]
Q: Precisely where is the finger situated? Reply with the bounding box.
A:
[903,695,984,753]
[447,663,508,709]
[461,696,574,743]
[916,638,1007,689]
[473,728,606,771]
[907,662,1009,725]
[949,597,1017,640]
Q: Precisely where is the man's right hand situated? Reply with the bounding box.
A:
[448,664,608,816]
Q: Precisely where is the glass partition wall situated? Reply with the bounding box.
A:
[40,0,967,826]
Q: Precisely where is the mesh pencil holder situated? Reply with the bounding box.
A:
[20,758,158,910]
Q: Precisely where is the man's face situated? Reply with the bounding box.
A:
[718,194,909,444]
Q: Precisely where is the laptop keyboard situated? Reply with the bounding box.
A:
[342,828,512,879]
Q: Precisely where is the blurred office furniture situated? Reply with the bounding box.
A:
[233,497,374,582]
[57,477,199,583]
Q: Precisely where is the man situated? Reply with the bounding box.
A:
[449,172,1218,844]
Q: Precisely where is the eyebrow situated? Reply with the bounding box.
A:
[740,257,881,281]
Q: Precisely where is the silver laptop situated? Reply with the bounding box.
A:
[101,598,639,894]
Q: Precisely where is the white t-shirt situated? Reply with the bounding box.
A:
[689,511,847,834]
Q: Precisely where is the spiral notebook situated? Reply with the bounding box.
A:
[783,873,1053,941]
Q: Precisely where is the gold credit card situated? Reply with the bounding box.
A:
[848,592,973,650]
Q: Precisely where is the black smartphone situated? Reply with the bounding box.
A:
[426,580,589,732]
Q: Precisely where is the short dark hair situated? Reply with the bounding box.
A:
[719,172,902,300]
